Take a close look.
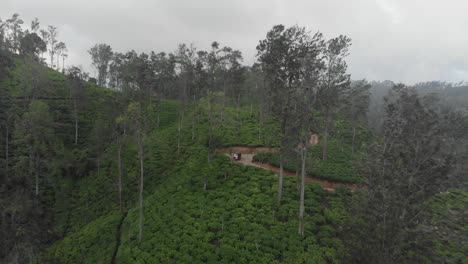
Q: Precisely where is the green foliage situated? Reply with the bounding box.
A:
[55,100,181,234]
[43,100,349,263]
[46,212,121,264]
[2,27,465,264]
[113,151,346,263]
[214,106,281,147]
[430,190,468,263]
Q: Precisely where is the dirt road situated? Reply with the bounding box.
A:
[216,147,356,191]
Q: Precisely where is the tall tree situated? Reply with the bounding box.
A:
[54,42,66,71]
[108,52,123,90]
[39,29,49,62]
[30,18,39,33]
[150,51,176,128]
[175,44,197,155]
[5,13,24,53]
[14,100,55,196]
[61,52,68,73]
[345,80,370,153]
[345,85,461,263]
[46,25,58,68]
[317,35,351,160]
[0,57,14,178]
[124,102,146,243]
[66,66,88,145]
[91,113,111,176]
[221,46,244,124]
[256,24,324,204]
[205,42,225,162]
[19,32,46,58]
[133,52,154,102]
[247,64,268,141]
[189,50,209,141]
[0,18,5,50]
[293,101,316,237]
[115,112,128,215]
[88,43,113,87]
[295,45,323,236]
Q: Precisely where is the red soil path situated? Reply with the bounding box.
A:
[216,147,356,191]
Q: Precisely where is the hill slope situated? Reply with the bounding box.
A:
[1,56,465,264]
[43,97,352,263]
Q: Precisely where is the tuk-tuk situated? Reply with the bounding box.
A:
[233,152,242,161]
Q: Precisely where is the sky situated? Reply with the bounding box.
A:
[2,0,468,84]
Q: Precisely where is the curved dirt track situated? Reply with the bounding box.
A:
[216,147,356,191]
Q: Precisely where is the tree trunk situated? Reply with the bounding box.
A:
[191,116,195,142]
[73,99,78,145]
[138,141,144,244]
[177,109,183,156]
[277,98,290,205]
[30,150,38,196]
[156,98,161,129]
[322,109,331,160]
[298,146,306,236]
[208,126,213,162]
[220,83,225,126]
[352,126,356,154]
[5,125,9,173]
[118,143,123,214]
[35,154,40,197]
[258,105,263,142]
[277,154,284,205]
[207,97,215,162]
[178,78,187,154]
[191,95,197,142]
[278,84,292,203]
[97,156,101,176]
[296,167,300,192]
[237,93,242,137]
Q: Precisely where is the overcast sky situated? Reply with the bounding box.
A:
[2,0,468,84]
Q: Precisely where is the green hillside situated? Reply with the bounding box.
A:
[0,56,352,263]
[1,17,466,264]
[45,131,350,263]
[1,53,466,264]
[36,81,351,263]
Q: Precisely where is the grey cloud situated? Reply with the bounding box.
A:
[2,0,467,84]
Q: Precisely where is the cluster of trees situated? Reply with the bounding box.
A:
[83,26,374,240]
[345,85,467,263]
[0,13,68,71]
[0,15,82,262]
[368,80,468,132]
[255,25,371,235]
[88,42,252,161]
[0,77,61,261]
[88,42,245,100]
[84,41,249,244]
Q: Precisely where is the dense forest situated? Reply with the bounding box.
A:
[0,13,467,264]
